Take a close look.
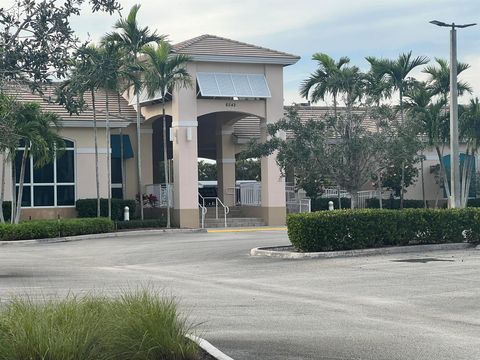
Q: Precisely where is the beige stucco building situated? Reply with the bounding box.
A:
[0,35,300,227]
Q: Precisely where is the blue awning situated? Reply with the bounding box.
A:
[111,135,134,159]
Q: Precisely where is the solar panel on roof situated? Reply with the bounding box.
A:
[197,72,271,98]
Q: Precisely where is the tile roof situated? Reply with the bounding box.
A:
[232,105,381,141]
[3,84,139,125]
[172,34,300,65]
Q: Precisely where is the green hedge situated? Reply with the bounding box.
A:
[287,208,480,252]
[0,218,114,241]
[115,219,167,230]
[76,199,137,221]
[311,198,351,211]
[366,198,425,209]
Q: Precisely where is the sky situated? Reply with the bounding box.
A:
[11,0,480,105]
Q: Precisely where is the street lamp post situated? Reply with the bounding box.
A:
[430,20,476,208]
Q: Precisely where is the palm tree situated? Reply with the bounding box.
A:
[69,45,104,217]
[424,58,472,104]
[103,4,163,220]
[96,42,126,219]
[459,98,480,206]
[0,93,19,223]
[11,102,64,223]
[370,52,429,208]
[142,42,192,228]
[300,53,351,119]
[405,83,450,206]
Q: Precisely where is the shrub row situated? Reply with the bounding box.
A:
[0,290,200,359]
[0,218,114,241]
[287,208,480,252]
[115,219,167,230]
[76,199,137,221]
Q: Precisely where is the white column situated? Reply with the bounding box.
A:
[216,123,236,207]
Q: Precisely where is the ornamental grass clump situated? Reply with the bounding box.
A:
[0,290,200,360]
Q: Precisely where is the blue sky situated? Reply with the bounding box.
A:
[64,0,480,105]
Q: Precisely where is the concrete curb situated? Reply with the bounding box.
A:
[251,242,476,259]
[187,334,235,360]
[0,228,207,246]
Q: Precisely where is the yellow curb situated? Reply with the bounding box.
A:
[207,227,287,233]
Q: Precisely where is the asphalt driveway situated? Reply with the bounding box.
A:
[0,230,479,360]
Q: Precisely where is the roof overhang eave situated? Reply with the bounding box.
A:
[176,54,300,66]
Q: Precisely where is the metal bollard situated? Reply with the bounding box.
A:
[328,201,334,211]
[124,206,130,221]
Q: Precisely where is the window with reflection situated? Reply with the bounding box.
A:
[15,139,75,207]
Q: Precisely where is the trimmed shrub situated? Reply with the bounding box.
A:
[287,208,480,252]
[0,218,114,241]
[467,198,480,208]
[76,199,137,221]
[116,219,167,230]
[366,198,424,209]
[311,198,351,211]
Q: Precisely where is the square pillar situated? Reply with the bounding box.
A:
[216,124,236,207]
[261,64,286,225]
[171,63,199,228]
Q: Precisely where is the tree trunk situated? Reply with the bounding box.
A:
[136,92,144,220]
[399,161,405,209]
[337,185,342,209]
[11,155,16,224]
[92,89,100,217]
[421,154,426,208]
[118,94,126,200]
[0,152,6,223]
[162,99,171,228]
[14,146,29,224]
[350,191,356,209]
[435,146,450,199]
[105,89,112,219]
[378,172,383,209]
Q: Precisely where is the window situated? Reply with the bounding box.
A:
[15,139,75,207]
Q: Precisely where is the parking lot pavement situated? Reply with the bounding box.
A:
[0,230,479,360]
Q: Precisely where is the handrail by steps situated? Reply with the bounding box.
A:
[198,193,230,228]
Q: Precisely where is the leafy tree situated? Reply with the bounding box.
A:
[236,159,261,181]
[381,162,418,198]
[142,41,192,228]
[0,0,120,87]
[242,108,330,199]
[198,161,217,181]
[104,4,163,220]
[369,52,429,207]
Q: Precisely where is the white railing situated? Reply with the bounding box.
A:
[145,184,173,208]
[239,182,261,206]
[199,193,230,228]
[198,202,207,229]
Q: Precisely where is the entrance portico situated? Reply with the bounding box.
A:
[139,35,299,228]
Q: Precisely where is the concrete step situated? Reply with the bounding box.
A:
[202,217,265,228]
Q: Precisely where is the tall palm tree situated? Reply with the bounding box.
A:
[459,98,480,206]
[370,52,429,208]
[424,58,472,104]
[0,93,19,223]
[142,42,192,228]
[405,83,450,206]
[12,102,64,223]
[300,53,351,119]
[104,4,163,220]
[69,45,104,217]
[97,42,125,219]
